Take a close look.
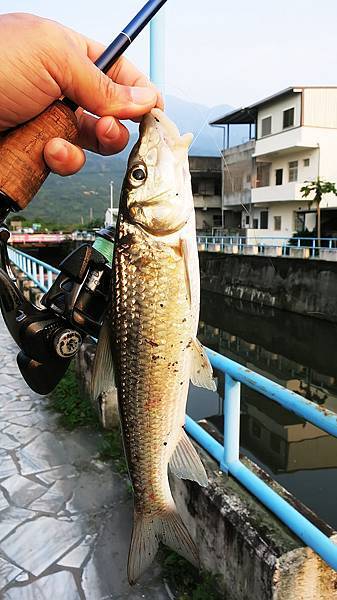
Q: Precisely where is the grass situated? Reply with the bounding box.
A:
[161,549,223,600]
[49,363,127,475]
[49,363,100,430]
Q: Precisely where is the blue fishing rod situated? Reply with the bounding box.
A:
[0,0,168,395]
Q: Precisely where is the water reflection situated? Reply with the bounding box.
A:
[187,291,337,529]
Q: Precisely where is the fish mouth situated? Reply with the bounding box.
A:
[142,109,193,153]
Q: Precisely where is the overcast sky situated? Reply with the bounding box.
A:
[2,0,337,110]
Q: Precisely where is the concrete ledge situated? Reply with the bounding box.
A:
[242,245,259,256]
[170,435,337,600]
[264,246,283,257]
[289,247,310,259]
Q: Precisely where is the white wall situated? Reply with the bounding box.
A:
[257,93,301,139]
[303,88,337,128]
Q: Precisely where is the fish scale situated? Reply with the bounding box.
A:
[113,218,191,513]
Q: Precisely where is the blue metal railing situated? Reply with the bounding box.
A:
[185,348,337,571]
[8,247,59,292]
[196,235,337,260]
[9,248,337,569]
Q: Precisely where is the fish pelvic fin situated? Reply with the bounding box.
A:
[128,508,199,585]
[169,429,208,487]
[190,338,217,391]
[90,318,115,402]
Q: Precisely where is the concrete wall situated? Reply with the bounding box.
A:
[199,252,337,321]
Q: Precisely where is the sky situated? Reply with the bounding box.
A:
[2,0,337,111]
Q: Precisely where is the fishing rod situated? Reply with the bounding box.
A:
[0,0,168,395]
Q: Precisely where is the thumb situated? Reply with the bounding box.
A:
[59,54,157,119]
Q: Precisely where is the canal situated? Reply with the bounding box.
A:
[188,290,337,532]
[26,244,337,532]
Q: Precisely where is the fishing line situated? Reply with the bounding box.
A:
[164,81,277,271]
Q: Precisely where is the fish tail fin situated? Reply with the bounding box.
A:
[127,508,199,585]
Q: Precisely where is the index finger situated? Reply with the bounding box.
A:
[83,36,164,110]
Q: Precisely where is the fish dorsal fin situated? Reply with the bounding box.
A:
[169,428,208,487]
[91,318,115,401]
[190,338,217,391]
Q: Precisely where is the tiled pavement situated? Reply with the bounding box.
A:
[0,317,169,599]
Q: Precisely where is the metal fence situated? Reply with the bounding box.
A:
[185,348,337,571]
[8,247,60,293]
[196,235,337,260]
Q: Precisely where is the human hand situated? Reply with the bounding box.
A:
[0,13,163,176]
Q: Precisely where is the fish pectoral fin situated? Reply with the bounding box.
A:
[90,318,116,401]
[190,338,217,391]
[128,508,199,585]
[169,429,208,487]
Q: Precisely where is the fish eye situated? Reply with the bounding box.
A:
[129,164,147,187]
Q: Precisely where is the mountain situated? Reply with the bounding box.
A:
[22,96,245,226]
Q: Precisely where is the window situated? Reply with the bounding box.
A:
[213,214,222,227]
[304,158,310,167]
[260,210,269,229]
[283,107,294,129]
[256,164,270,187]
[275,169,283,186]
[246,174,251,183]
[288,160,298,182]
[245,215,250,226]
[261,116,272,137]
[198,180,214,196]
[274,216,282,231]
[253,218,259,229]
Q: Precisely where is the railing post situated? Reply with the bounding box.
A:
[222,374,241,472]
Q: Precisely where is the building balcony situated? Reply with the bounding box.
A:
[252,182,305,204]
[223,189,251,208]
[254,126,319,159]
[193,194,221,209]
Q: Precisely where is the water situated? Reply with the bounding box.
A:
[187,291,337,531]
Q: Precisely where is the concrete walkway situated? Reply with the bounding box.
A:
[0,317,169,599]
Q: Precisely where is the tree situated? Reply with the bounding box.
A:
[301,178,337,244]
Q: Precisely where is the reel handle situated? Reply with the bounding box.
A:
[0,100,78,210]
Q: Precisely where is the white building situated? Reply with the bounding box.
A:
[211,87,337,239]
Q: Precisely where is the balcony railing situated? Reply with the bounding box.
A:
[196,235,337,260]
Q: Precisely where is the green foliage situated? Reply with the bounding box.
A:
[161,549,223,600]
[49,363,100,430]
[98,429,128,475]
[301,177,337,207]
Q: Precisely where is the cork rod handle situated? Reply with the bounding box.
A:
[0,100,79,210]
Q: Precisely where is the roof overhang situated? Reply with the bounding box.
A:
[210,87,303,126]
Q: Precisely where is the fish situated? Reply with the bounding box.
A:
[92,108,216,584]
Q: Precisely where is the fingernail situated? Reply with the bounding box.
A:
[131,86,156,105]
[103,118,118,139]
[48,140,68,161]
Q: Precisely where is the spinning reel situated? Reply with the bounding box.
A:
[0,223,113,394]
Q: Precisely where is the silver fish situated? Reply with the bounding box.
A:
[92,108,216,584]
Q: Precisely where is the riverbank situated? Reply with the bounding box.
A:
[199,252,337,322]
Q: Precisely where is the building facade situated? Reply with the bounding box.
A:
[211,87,337,239]
[189,156,222,231]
